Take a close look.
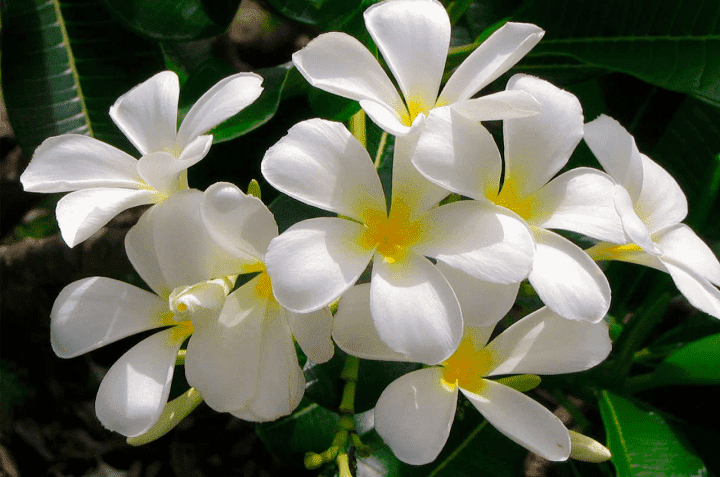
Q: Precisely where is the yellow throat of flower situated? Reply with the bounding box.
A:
[359,200,422,264]
[399,94,431,127]
[493,178,534,221]
[441,334,494,394]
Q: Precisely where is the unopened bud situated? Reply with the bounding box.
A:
[569,430,612,463]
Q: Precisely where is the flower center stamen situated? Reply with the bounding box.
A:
[441,335,494,394]
[493,178,535,220]
[359,200,422,263]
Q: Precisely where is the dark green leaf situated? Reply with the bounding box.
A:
[256,398,338,461]
[1,0,164,155]
[598,390,708,477]
[99,0,241,40]
[641,334,720,389]
[514,0,720,105]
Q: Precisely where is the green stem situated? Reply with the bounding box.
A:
[340,355,360,414]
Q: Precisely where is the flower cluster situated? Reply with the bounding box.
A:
[20,0,720,470]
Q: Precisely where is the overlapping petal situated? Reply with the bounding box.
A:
[416,200,534,284]
[663,261,720,319]
[656,224,720,286]
[370,250,462,364]
[56,187,158,247]
[364,0,449,113]
[529,168,625,243]
[412,106,501,201]
[262,119,386,221]
[50,277,172,358]
[284,307,335,364]
[461,381,570,461]
[484,307,611,376]
[503,75,584,199]
[449,90,541,121]
[375,367,458,465]
[528,228,610,322]
[175,73,263,149]
[332,284,410,362]
[95,327,188,437]
[265,217,374,313]
[612,185,661,254]
[21,135,142,192]
[109,71,179,155]
[439,22,544,105]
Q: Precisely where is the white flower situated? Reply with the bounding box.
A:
[412,74,626,322]
[292,0,543,136]
[21,71,263,247]
[584,115,720,319]
[332,284,612,465]
[262,118,534,365]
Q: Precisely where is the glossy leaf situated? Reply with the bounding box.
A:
[514,0,720,105]
[1,0,164,155]
[255,398,338,461]
[642,334,720,389]
[598,390,708,477]
[99,0,241,40]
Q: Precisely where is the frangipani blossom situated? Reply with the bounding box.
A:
[21,71,263,247]
[262,118,534,365]
[292,0,543,136]
[192,182,334,420]
[332,285,612,465]
[413,74,626,322]
[584,115,720,319]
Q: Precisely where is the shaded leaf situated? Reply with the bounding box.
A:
[1,0,164,155]
[99,0,241,40]
[644,334,720,388]
[514,0,720,105]
[598,390,707,477]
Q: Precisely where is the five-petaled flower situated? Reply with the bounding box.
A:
[21,71,263,247]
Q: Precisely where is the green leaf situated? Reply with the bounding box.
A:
[256,398,338,461]
[514,0,720,105]
[99,0,241,40]
[1,0,164,155]
[598,390,708,477]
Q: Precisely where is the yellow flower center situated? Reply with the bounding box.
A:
[586,242,644,261]
[400,94,431,127]
[359,200,422,263]
[493,178,535,220]
[255,271,275,301]
[441,334,494,394]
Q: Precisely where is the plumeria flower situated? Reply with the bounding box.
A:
[21,71,263,247]
[412,74,626,322]
[292,0,543,136]
[262,118,535,365]
[50,187,330,437]
[584,115,720,319]
[193,181,334,420]
[332,284,612,465]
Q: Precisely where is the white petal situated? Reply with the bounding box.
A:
[439,22,544,104]
[125,190,246,297]
[450,90,541,121]
[613,185,661,254]
[50,277,171,358]
[584,115,688,232]
[503,75,584,199]
[284,306,334,364]
[136,152,188,196]
[375,367,458,465]
[264,217,374,312]
[21,135,142,192]
[462,381,570,461]
[292,32,406,121]
[412,107,501,200]
[371,251,462,365]
[663,260,720,319]
[109,71,179,155]
[529,168,626,243]
[529,228,610,323]
[201,182,277,261]
[391,130,449,218]
[56,188,158,247]
[359,99,413,136]
[95,327,186,437]
[485,307,611,376]
[332,284,412,362]
[436,262,519,327]
[656,224,720,287]
[364,0,450,111]
[176,73,263,149]
[262,118,386,221]
[416,200,534,283]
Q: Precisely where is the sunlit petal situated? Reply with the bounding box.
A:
[612,185,661,254]
[663,260,720,319]
[375,367,458,465]
[450,90,541,121]
[656,224,720,286]
[284,306,335,364]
